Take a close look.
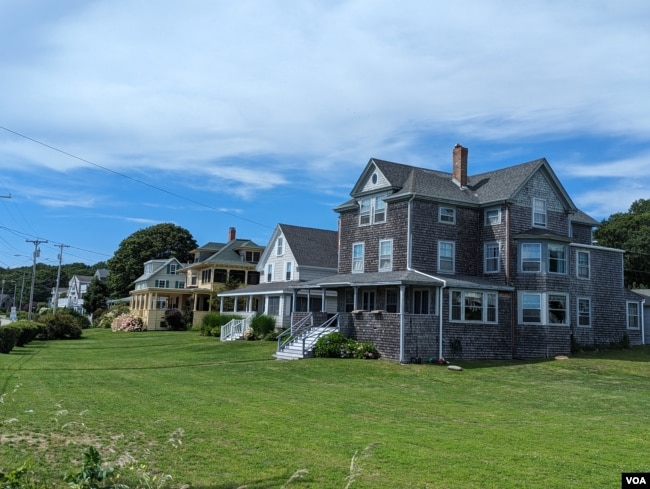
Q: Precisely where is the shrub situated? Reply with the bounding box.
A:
[313,332,355,358]
[13,321,42,347]
[112,313,144,332]
[164,308,186,331]
[95,304,131,329]
[250,314,276,339]
[313,332,379,360]
[38,312,83,340]
[200,313,241,336]
[0,326,20,354]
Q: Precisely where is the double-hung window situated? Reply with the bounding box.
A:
[521,243,542,272]
[385,289,399,313]
[266,264,274,283]
[276,237,284,256]
[548,244,567,274]
[450,290,498,323]
[285,262,292,281]
[533,198,547,227]
[438,241,455,273]
[413,289,431,314]
[379,239,393,271]
[577,298,591,327]
[485,207,501,225]
[359,193,388,226]
[484,242,500,273]
[627,302,640,329]
[352,243,365,273]
[439,206,456,224]
[577,250,590,279]
[520,292,569,325]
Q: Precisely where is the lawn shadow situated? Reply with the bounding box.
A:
[192,471,311,489]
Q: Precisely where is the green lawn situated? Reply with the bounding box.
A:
[2,328,650,488]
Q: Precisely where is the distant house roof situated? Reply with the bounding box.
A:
[133,257,183,283]
[182,238,263,270]
[278,223,338,270]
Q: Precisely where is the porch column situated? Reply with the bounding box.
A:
[321,288,327,312]
[353,287,359,310]
[219,296,224,313]
[307,289,311,312]
[233,296,239,313]
[248,295,253,312]
[292,289,297,312]
[264,296,269,315]
[399,285,406,363]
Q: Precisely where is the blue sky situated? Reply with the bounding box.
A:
[0,0,649,269]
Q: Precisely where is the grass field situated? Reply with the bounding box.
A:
[1,328,650,488]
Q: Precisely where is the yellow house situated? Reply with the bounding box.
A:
[179,227,264,327]
[129,257,191,330]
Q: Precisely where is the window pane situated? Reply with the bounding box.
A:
[464,291,483,321]
[451,291,462,320]
[533,198,547,227]
[487,293,497,322]
[485,242,500,273]
[548,245,566,274]
[578,298,591,326]
[548,294,567,324]
[374,197,386,223]
[577,251,590,278]
[521,244,541,272]
[522,294,541,323]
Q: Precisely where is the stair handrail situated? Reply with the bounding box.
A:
[277,313,313,352]
[220,313,254,341]
[301,313,339,355]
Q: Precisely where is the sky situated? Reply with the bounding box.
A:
[0,0,649,270]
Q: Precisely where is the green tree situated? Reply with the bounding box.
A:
[107,223,197,298]
[594,198,650,287]
[83,276,109,315]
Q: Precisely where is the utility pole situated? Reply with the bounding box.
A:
[26,239,47,320]
[19,271,26,312]
[52,243,69,313]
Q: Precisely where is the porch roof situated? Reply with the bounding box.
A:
[218,280,305,297]
[293,270,514,291]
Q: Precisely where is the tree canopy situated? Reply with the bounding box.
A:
[107,223,198,298]
[593,198,650,288]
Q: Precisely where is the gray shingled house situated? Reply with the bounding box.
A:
[218,223,339,329]
[289,144,645,361]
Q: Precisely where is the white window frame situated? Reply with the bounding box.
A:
[413,288,433,314]
[485,207,501,225]
[577,250,590,279]
[285,261,293,281]
[439,206,456,224]
[450,290,498,323]
[438,240,455,274]
[385,288,399,313]
[627,302,640,329]
[577,297,591,327]
[519,291,569,325]
[548,244,567,274]
[521,243,542,272]
[352,242,365,273]
[276,237,284,256]
[359,193,388,226]
[361,289,376,310]
[533,198,547,228]
[379,239,393,272]
[484,242,500,273]
[266,263,274,283]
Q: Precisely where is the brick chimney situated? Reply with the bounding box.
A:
[453,144,468,188]
[228,227,236,241]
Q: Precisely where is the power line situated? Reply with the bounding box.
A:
[0,125,272,229]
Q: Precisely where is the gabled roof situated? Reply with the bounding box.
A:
[182,238,263,270]
[134,257,184,283]
[278,223,338,269]
[337,157,593,222]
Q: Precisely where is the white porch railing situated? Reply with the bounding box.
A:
[276,313,339,358]
[220,313,255,341]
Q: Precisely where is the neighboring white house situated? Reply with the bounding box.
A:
[218,223,339,328]
[54,269,109,313]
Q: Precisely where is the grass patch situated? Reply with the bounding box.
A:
[2,329,650,488]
